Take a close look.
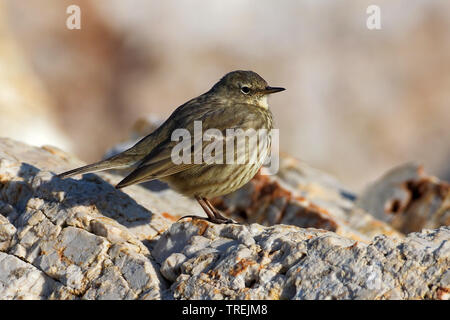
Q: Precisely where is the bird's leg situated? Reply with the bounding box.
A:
[203,198,236,224]
[178,196,214,222]
[178,196,231,224]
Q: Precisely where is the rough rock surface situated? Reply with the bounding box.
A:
[0,138,190,299]
[154,222,450,300]
[0,137,449,300]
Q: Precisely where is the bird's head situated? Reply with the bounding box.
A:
[210,70,285,109]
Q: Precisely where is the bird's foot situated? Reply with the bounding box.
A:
[177,215,236,224]
[211,208,236,224]
[212,216,236,224]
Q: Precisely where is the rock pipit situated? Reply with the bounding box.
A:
[58,70,285,223]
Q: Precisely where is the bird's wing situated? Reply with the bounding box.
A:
[115,103,269,188]
[115,138,198,188]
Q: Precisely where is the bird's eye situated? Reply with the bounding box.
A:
[240,86,250,94]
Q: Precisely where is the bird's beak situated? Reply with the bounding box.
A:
[262,86,286,94]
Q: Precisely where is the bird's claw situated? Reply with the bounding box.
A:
[177,215,236,224]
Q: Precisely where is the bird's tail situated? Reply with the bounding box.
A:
[58,121,163,179]
[57,152,138,179]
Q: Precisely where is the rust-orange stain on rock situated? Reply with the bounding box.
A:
[252,173,291,202]
[207,269,220,280]
[437,287,449,300]
[229,258,256,277]
[308,202,331,216]
[347,241,358,249]
[56,246,73,265]
[386,176,450,233]
[294,195,307,202]
[291,205,338,231]
[246,174,292,223]
[191,219,209,235]
[161,212,177,221]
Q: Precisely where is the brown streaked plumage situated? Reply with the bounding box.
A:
[58,70,285,223]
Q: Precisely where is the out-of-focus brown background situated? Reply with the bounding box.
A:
[0,0,449,191]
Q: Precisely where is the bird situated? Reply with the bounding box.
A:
[57,70,285,223]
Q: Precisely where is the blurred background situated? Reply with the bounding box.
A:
[0,0,449,192]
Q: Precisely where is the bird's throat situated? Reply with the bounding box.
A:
[257,95,269,109]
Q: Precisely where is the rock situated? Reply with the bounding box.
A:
[0,137,193,299]
[153,221,450,300]
[0,251,74,299]
[0,213,16,251]
[0,137,448,300]
[356,163,450,234]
